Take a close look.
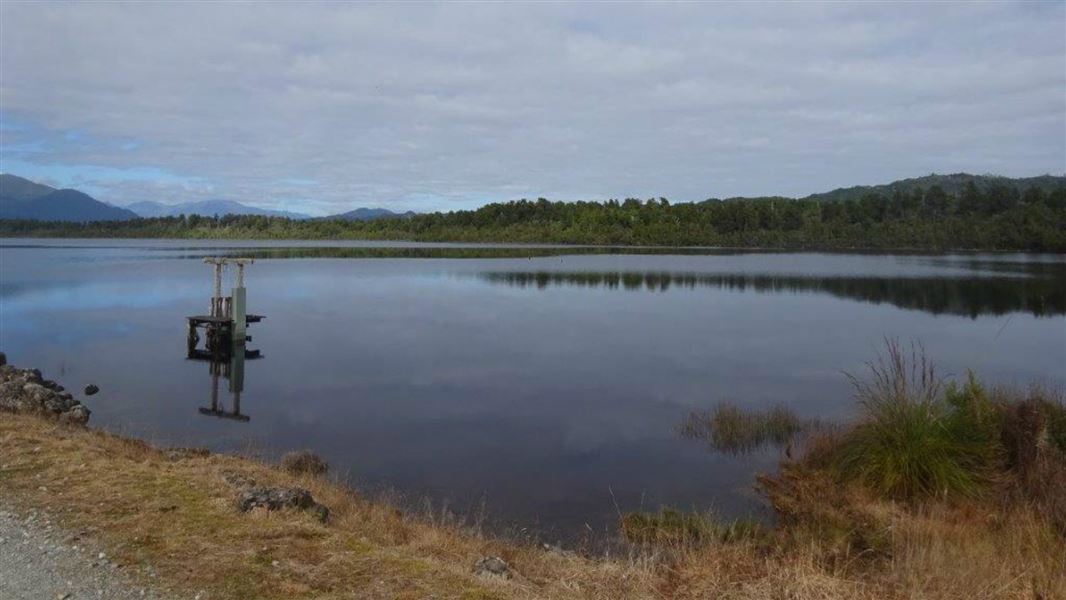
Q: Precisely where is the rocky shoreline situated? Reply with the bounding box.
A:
[0,355,91,425]
[0,357,343,524]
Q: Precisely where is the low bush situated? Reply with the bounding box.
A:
[280,450,329,476]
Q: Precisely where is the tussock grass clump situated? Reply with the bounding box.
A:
[280,450,329,476]
[679,403,805,455]
[835,340,997,499]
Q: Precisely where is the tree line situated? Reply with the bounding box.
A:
[2,181,1064,251]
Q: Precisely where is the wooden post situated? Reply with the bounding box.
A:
[187,321,199,358]
[203,258,226,318]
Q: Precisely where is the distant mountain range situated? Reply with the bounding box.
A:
[128,200,415,221]
[0,174,412,222]
[323,207,416,221]
[126,199,310,220]
[0,174,138,221]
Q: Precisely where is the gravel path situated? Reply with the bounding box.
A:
[0,506,177,600]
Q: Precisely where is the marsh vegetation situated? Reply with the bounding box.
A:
[678,403,811,455]
[625,340,1066,597]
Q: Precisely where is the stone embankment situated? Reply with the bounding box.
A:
[0,354,92,425]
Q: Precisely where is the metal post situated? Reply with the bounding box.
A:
[227,258,253,340]
[231,287,246,340]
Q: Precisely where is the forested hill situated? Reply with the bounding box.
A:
[802,173,1065,204]
[1,173,1064,251]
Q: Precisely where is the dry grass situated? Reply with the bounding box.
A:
[759,462,1066,600]
[885,506,1066,600]
[2,412,1064,599]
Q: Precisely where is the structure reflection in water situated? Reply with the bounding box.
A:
[184,257,265,422]
[194,341,261,422]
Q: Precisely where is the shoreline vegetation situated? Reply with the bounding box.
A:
[2,342,1065,599]
[3,177,1066,251]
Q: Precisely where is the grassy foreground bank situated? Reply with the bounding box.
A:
[2,349,1065,599]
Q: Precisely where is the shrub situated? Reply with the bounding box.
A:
[1027,387,1066,454]
[758,465,893,562]
[281,450,329,476]
[942,371,1004,472]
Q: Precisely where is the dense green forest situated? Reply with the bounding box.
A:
[2,179,1065,251]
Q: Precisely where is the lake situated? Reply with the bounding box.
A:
[2,239,1064,540]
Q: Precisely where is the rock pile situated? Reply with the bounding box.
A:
[0,364,91,425]
[236,486,331,523]
[473,556,511,578]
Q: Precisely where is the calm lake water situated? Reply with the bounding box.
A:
[2,239,1064,538]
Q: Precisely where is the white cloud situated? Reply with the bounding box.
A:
[1,2,1063,214]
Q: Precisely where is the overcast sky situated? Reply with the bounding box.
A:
[1,3,1063,215]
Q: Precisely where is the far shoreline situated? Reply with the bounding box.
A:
[2,234,1064,255]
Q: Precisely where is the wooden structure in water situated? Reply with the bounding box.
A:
[186,257,265,359]
[187,257,265,422]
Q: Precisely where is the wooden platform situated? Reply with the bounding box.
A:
[198,406,251,422]
[187,348,262,362]
[187,314,265,326]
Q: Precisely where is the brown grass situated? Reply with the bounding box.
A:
[2,412,1064,599]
